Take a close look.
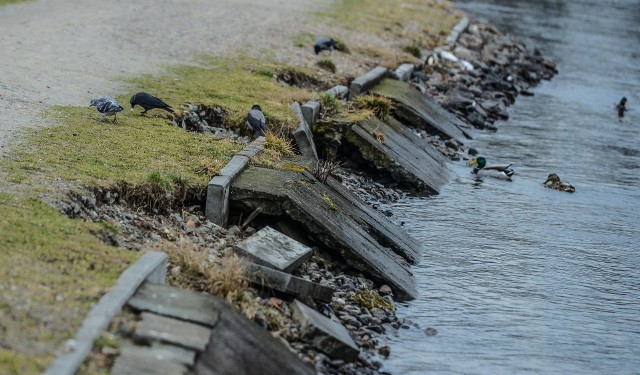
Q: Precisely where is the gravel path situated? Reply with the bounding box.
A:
[0,0,327,153]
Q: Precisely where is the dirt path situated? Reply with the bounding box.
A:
[0,0,329,154]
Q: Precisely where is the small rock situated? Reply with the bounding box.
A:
[379,285,392,296]
[378,346,391,358]
[424,327,438,336]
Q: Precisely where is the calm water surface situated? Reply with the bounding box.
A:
[385,1,640,373]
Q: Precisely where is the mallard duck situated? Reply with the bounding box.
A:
[543,173,575,193]
[469,156,514,180]
[616,97,627,118]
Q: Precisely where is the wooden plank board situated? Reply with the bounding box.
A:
[120,340,197,366]
[128,283,223,327]
[135,312,211,351]
[111,351,187,375]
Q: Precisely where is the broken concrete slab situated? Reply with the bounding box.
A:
[290,102,319,160]
[301,101,321,127]
[111,351,188,375]
[446,16,470,47]
[205,175,231,226]
[231,167,418,300]
[236,226,313,272]
[248,263,334,303]
[371,78,472,141]
[292,300,359,362]
[344,116,449,195]
[325,85,349,99]
[350,66,388,98]
[129,283,314,375]
[393,63,415,81]
[350,67,388,97]
[136,312,211,351]
[44,252,168,375]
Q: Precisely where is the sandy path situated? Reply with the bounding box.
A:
[0,0,328,153]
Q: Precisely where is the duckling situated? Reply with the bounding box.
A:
[469,156,514,180]
[543,173,575,193]
[616,97,627,118]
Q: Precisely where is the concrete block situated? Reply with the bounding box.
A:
[446,16,470,47]
[205,175,231,226]
[236,226,312,272]
[301,101,321,126]
[324,85,349,99]
[120,341,197,367]
[393,63,415,81]
[248,263,334,303]
[290,102,318,160]
[349,67,388,98]
[292,300,359,362]
[218,155,249,179]
[237,137,265,159]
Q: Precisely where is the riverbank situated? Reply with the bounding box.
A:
[0,0,556,373]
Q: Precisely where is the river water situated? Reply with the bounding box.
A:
[385,0,640,374]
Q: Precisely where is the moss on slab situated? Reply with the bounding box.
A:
[0,0,32,6]
[0,193,137,374]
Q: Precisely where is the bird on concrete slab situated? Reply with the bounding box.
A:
[616,97,627,118]
[130,92,174,115]
[314,37,337,55]
[89,97,124,123]
[247,105,267,137]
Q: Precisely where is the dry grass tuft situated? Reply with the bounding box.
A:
[353,94,395,120]
[312,159,341,183]
[316,58,337,73]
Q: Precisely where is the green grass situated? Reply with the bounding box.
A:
[0,0,32,6]
[319,0,461,48]
[0,193,137,374]
[403,44,422,59]
[316,58,337,73]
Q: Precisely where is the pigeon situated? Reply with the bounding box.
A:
[89,97,124,123]
[314,37,337,55]
[130,92,174,115]
[247,105,267,137]
[616,97,627,118]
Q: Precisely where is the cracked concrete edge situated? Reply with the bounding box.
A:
[43,251,168,375]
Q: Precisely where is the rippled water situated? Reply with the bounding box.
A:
[385,1,640,373]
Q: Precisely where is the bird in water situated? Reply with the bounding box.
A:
[543,173,575,193]
[314,37,337,55]
[469,156,514,180]
[616,97,627,118]
[89,97,124,123]
[247,104,267,137]
[130,92,174,115]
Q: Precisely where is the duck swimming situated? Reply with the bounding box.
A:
[616,97,627,118]
[543,173,575,193]
[469,156,514,180]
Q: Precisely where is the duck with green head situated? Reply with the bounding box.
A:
[543,173,575,193]
[469,156,514,180]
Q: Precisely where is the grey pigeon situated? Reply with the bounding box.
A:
[90,97,124,123]
[247,105,266,137]
[314,37,337,55]
[130,92,174,114]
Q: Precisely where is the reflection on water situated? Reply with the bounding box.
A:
[384,0,640,373]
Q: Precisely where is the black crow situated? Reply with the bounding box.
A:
[130,92,174,115]
[90,97,124,123]
[616,97,627,117]
[314,37,337,55]
[247,105,266,137]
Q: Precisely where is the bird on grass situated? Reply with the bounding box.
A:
[543,173,575,193]
[616,97,627,118]
[130,92,174,115]
[469,156,514,180]
[89,97,124,123]
[247,105,267,137]
[314,37,337,55]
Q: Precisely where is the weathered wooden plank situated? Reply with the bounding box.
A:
[236,226,313,272]
[135,312,211,351]
[231,167,417,301]
[247,262,335,303]
[120,341,197,366]
[127,283,223,327]
[371,78,472,141]
[111,351,188,375]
